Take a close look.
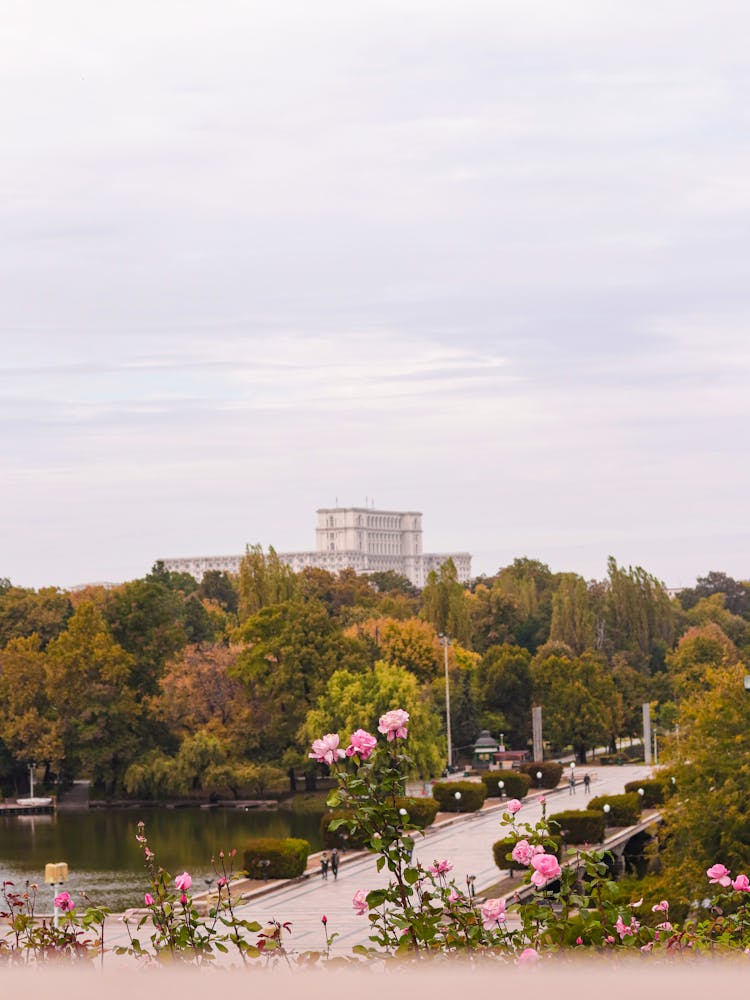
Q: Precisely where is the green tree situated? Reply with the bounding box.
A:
[549,574,595,655]
[422,559,471,645]
[104,579,188,694]
[531,652,621,762]
[474,644,533,749]
[237,545,298,621]
[666,623,740,700]
[301,660,444,778]
[468,584,520,653]
[603,557,674,670]
[494,558,556,652]
[198,570,239,614]
[232,599,368,757]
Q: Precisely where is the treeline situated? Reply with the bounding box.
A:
[0,554,748,796]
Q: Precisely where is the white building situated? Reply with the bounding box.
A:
[161,506,471,588]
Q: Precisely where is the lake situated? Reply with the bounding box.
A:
[0,806,324,912]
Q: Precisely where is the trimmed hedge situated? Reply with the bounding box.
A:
[624,779,664,808]
[519,761,564,789]
[481,771,531,800]
[243,837,310,879]
[320,797,440,848]
[432,780,487,813]
[492,835,563,872]
[549,809,605,845]
[589,793,641,827]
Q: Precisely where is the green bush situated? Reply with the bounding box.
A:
[243,837,310,879]
[432,781,487,813]
[624,780,664,808]
[394,796,440,828]
[481,771,531,799]
[519,761,564,789]
[589,793,641,827]
[549,809,605,845]
[492,835,563,872]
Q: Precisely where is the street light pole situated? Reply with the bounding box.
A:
[440,634,452,771]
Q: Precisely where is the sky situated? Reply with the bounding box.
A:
[2,0,749,590]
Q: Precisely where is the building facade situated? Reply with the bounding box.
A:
[161,506,471,588]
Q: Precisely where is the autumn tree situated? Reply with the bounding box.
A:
[348,616,441,681]
[666,623,740,700]
[46,603,141,792]
[603,557,674,671]
[0,586,73,649]
[659,661,750,896]
[0,635,64,778]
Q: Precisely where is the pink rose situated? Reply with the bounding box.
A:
[732,874,750,892]
[448,889,461,903]
[377,709,409,741]
[480,897,506,930]
[511,839,539,866]
[352,889,368,915]
[657,921,673,932]
[538,796,546,805]
[428,859,453,875]
[345,729,378,760]
[575,937,583,945]
[217,877,227,888]
[54,891,74,912]
[706,863,732,887]
[517,947,540,966]
[144,893,154,906]
[507,799,522,814]
[309,733,346,766]
[180,893,187,905]
[175,872,192,891]
[652,900,669,913]
[530,852,561,888]
[615,914,639,939]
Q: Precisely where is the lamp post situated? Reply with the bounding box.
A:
[536,770,543,789]
[497,779,505,798]
[439,635,452,771]
[44,862,69,928]
[603,803,611,829]
[454,791,462,813]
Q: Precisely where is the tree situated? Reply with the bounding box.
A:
[422,559,471,645]
[104,579,188,694]
[474,644,533,748]
[198,570,239,614]
[452,668,480,752]
[468,584,520,653]
[0,635,63,775]
[678,571,750,618]
[549,574,595,655]
[301,660,444,778]
[0,586,73,649]
[237,545,298,621]
[531,652,621,762]
[232,599,368,757]
[365,570,419,598]
[45,603,141,791]
[666,623,740,700]
[683,594,749,648]
[348,617,441,681]
[603,558,674,670]
[659,661,750,896]
[494,558,556,652]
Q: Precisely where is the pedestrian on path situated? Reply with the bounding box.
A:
[330,848,339,880]
[583,773,591,795]
[320,852,329,880]
[569,774,576,795]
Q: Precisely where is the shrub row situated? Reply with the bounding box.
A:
[243,837,310,879]
[624,779,664,807]
[519,761,563,789]
[549,809,605,845]
[480,771,531,799]
[432,781,487,813]
[589,793,641,827]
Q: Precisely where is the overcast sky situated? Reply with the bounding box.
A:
[2,1,749,590]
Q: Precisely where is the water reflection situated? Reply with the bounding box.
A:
[0,807,323,911]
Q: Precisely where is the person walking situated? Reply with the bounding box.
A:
[330,848,339,881]
[569,773,576,795]
[320,852,329,881]
[583,772,591,795]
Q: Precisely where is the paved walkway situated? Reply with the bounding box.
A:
[100,764,651,956]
